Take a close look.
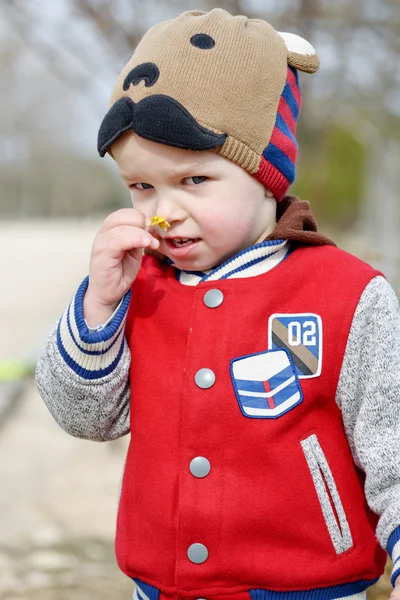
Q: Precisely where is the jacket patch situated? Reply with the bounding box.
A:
[230,349,303,419]
[268,313,322,379]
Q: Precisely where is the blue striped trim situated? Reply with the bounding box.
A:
[388,526,400,586]
[387,526,400,556]
[130,579,375,600]
[275,114,298,147]
[281,80,300,120]
[392,558,400,586]
[133,579,160,600]
[220,249,283,280]
[174,240,285,283]
[74,276,131,344]
[66,303,124,356]
[249,579,377,600]
[181,269,207,276]
[201,239,285,282]
[177,268,207,282]
[56,323,125,379]
[262,144,295,184]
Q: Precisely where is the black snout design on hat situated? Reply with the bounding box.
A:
[123,63,160,90]
[97,95,227,157]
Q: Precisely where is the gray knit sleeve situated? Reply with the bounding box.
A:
[35,278,131,441]
[36,326,131,441]
[336,275,400,555]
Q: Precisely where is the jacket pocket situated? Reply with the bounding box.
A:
[301,433,353,555]
[230,348,303,419]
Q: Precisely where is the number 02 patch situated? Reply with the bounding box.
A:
[268,313,322,379]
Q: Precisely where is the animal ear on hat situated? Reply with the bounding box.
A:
[277,31,320,74]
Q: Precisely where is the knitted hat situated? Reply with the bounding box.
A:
[97,9,319,201]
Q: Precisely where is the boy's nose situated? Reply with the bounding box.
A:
[154,196,186,227]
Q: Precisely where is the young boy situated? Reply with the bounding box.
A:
[36,8,400,600]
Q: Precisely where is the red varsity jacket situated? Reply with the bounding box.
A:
[118,245,386,596]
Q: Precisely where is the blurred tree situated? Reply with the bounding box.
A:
[294,123,365,226]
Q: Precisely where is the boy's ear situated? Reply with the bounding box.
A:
[277,31,320,74]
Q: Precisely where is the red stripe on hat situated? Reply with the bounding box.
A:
[277,96,297,134]
[255,157,290,201]
[270,126,298,164]
[287,68,302,109]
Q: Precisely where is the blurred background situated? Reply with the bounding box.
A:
[0,0,399,598]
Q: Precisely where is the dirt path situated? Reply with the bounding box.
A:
[0,379,131,598]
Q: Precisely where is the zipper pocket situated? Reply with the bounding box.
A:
[301,433,353,555]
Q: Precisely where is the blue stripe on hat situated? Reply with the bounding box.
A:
[275,114,298,146]
[262,143,295,184]
[281,81,299,120]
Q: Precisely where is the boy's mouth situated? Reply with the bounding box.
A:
[165,237,201,259]
[167,237,199,248]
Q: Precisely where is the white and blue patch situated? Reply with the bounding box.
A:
[268,313,323,379]
[230,348,303,419]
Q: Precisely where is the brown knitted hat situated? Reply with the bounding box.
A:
[97,9,320,200]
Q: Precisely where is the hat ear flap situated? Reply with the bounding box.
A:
[277,31,320,74]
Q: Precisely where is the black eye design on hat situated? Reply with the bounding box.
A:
[190,34,215,50]
[123,63,160,90]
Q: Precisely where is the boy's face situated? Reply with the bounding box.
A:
[112,132,277,271]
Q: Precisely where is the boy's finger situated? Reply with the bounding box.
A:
[389,587,400,600]
[104,226,159,257]
[100,208,147,232]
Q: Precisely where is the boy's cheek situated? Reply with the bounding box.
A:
[130,197,153,220]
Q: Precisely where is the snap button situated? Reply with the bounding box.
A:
[195,368,216,389]
[190,457,211,478]
[187,543,208,564]
[203,289,224,308]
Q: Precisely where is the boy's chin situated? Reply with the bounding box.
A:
[144,247,218,272]
[144,247,169,262]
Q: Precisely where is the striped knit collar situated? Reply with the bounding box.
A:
[172,239,289,286]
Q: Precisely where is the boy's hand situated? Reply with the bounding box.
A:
[84,208,159,327]
[390,576,400,599]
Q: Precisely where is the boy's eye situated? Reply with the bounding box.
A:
[132,182,153,190]
[184,176,208,185]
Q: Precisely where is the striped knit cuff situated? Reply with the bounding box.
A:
[56,276,131,379]
[86,298,124,332]
[133,579,159,600]
[387,526,400,586]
